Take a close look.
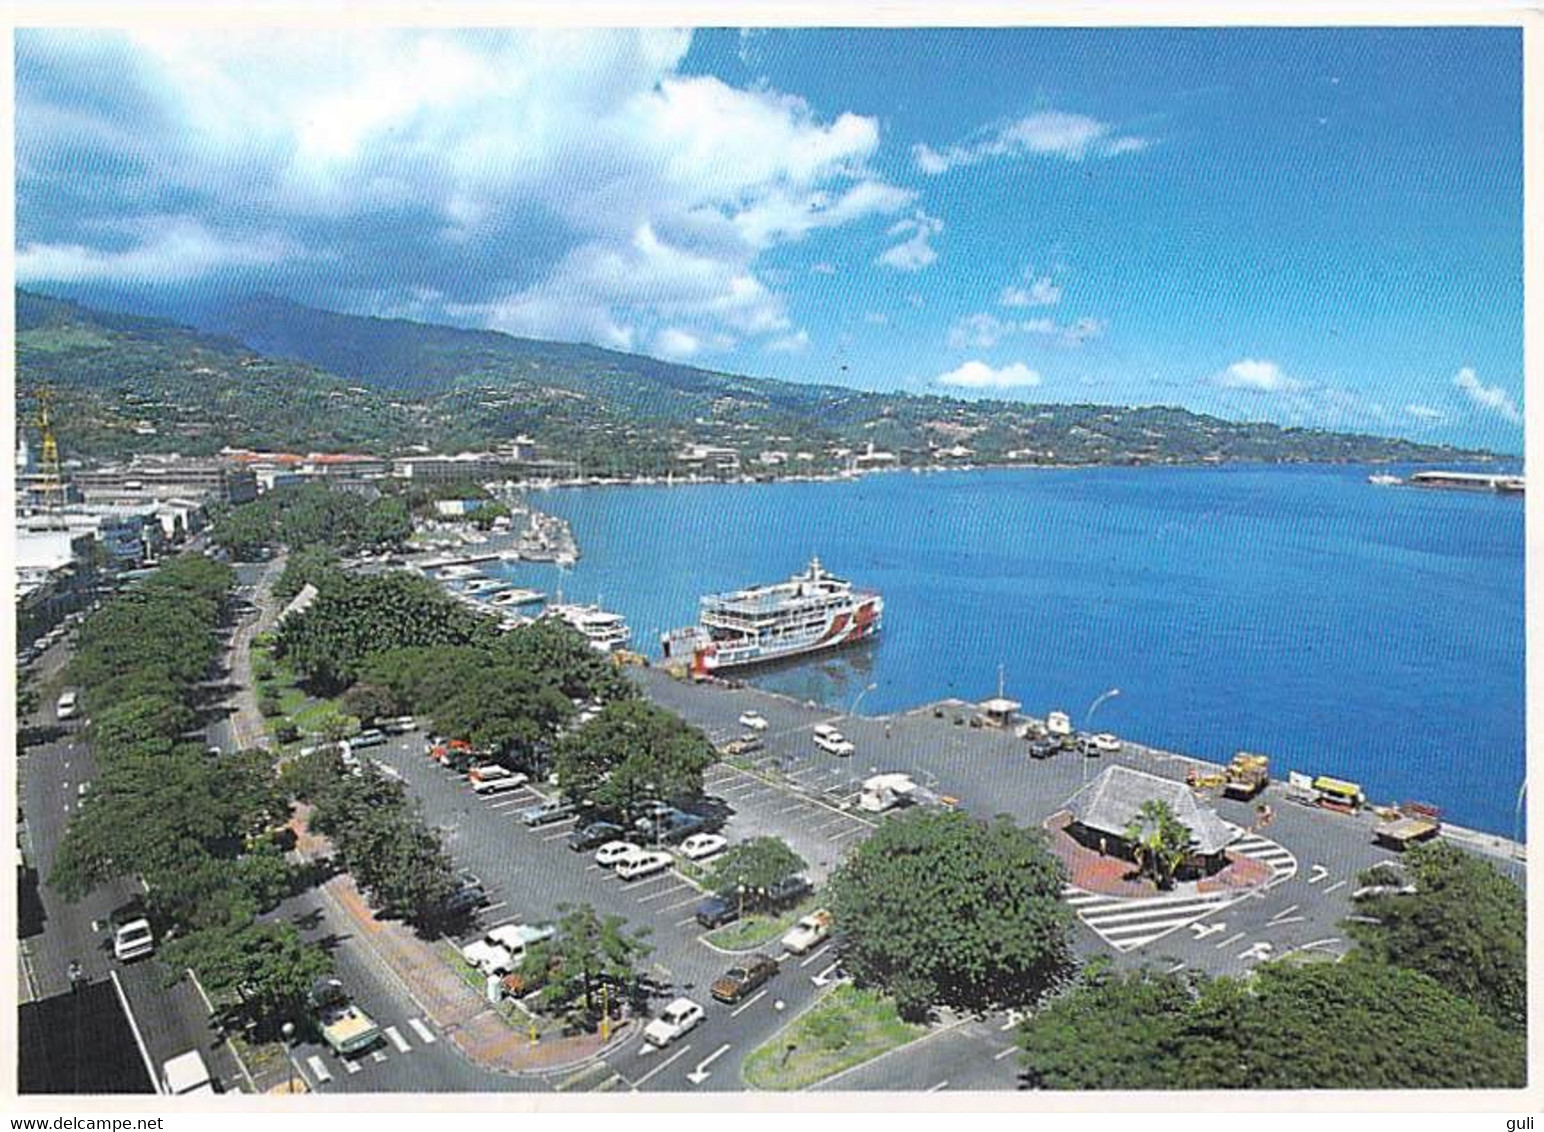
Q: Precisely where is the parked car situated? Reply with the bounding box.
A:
[1027,738,1060,760]
[696,874,812,928]
[568,821,627,851]
[710,954,780,1004]
[780,909,833,955]
[634,808,707,844]
[812,725,855,756]
[55,690,78,721]
[764,874,814,908]
[643,998,704,1047]
[439,872,489,917]
[738,711,769,731]
[695,890,743,929]
[720,735,763,757]
[678,832,728,861]
[615,850,672,882]
[462,923,557,976]
[470,765,530,793]
[520,798,578,827]
[595,841,643,868]
[1090,732,1123,754]
[350,729,387,749]
[112,917,155,962]
[382,715,417,734]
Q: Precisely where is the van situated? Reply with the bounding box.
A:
[55,691,78,721]
[812,723,841,743]
[350,729,387,750]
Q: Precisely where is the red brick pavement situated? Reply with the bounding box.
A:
[1044,810,1273,898]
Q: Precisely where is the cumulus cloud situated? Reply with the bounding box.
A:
[810,262,838,275]
[876,211,943,272]
[948,311,1104,350]
[999,275,1061,308]
[1214,358,1306,394]
[914,110,1150,174]
[17,29,909,352]
[1452,366,1521,424]
[765,329,810,353]
[935,360,1042,390]
[1405,403,1445,422]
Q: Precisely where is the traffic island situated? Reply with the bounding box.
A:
[741,984,924,1091]
[701,896,818,953]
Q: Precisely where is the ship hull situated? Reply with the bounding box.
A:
[684,597,882,674]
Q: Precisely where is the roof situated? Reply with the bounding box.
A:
[1064,765,1236,855]
[277,582,320,624]
[980,697,1021,714]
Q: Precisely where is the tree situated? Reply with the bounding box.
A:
[708,837,806,898]
[1018,957,1526,1090]
[1347,841,1525,1030]
[552,699,716,816]
[273,545,340,603]
[495,619,636,704]
[828,809,1073,1020]
[1123,799,1194,890]
[162,920,333,1039]
[431,665,571,766]
[340,682,398,727]
[524,903,653,1031]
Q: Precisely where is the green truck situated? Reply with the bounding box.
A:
[309,977,382,1057]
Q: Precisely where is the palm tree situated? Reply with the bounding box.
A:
[1124,799,1195,890]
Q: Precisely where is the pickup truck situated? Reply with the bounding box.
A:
[309,978,382,1056]
[780,909,833,955]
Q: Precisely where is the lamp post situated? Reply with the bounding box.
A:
[1082,688,1121,785]
[280,1021,301,1095]
[1512,778,1527,879]
[849,682,878,720]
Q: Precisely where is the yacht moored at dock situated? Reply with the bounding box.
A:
[662,556,882,674]
[545,603,632,653]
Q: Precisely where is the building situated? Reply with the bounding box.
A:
[16,529,97,646]
[74,455,257,505]
[675,444,741,477]
[434,498,488,517]
[392,453,498,483]
[853,442,900,471]
[1062,765,1237,875]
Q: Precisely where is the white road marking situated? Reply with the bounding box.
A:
[385,1026,411,1053]
[662,893,706,912]
[927,1081,949,1092]
[371,1049,389,1063]
[827,824,871,842]
[1307,864,1330,884]
[1266,915,1306,927]
[408,1018,437,1044]
[632,1043,694,1089]
[994,1045,1019,1061]
[638,883,691,904]
[1269,904,1300,922]
[799,944,831,968]
[675,917,698,927]
[343,1057,362,1074]
[307,1055,333,1084]
[481,901,507,915]
[686,1043,732,1085]
[1322,879,1347,895]
[730,989,768,1017]
[1215,931,1246,950]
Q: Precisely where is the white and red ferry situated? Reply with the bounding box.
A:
[662,557,882,674]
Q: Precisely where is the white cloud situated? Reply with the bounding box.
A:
[1452,366,1521,424]
[1215,358,1306,394]
[935,360,1043,390]
[19,29,912,352]
[999,275,1061,308]
[914,110,1151,174]
[1406,403,1445,422]
[876,211,943,272]
[654,327,702,358]
[765,329,810,353]
[810,261,838,275]
[948,311,1104,350]
[16,216,296,284]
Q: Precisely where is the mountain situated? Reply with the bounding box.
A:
[16,288,1496,472]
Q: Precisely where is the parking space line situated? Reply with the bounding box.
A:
[994,1045,1018,1061]
[540,824,579,841]
[827,824,870,842]
[638,883,692,904]
[675,917,698,928]
[632,1043,694,1090]
[799,944,831,968]
[408,1018,436,1045]
[1215,931,1246,950]
[662,892,706,912]
[481,901,507,915]
[1322,879,1347,895]
[371,1049,389,1064]
[729,989,769,1016]
[773,801,808,815]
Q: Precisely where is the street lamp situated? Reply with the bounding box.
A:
[280,1021,301,1095]
[848,682,878,720]
[1082,688,1120,785]
[1512,778,1527,879]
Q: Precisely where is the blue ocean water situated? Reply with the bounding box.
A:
[492,465,1524,837]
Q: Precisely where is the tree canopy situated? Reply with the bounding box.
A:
[1347,842,1525,1031]
[552,699,717,815]
[827,809,1073,1020]
[522,903,654,1032]
[1017,957,1526,1090]
[708,837,806,896]
[210,483,411,561]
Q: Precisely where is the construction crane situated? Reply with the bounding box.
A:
[33,385,69,529]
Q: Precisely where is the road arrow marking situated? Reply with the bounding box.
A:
[632,1043,693,1089]
[686,1043,732,1085]
[1307,864,1329,884]
[811,962,842,987]
[1189,922,1226,940]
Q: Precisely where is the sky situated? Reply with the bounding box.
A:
[14,26,1525,451]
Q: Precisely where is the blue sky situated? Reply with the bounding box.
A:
[15,27,1523,450]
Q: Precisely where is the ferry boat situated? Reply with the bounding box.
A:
[662,557,882,674]
[544,603,632,653]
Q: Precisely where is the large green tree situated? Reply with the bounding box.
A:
[1347,842,1525,1030]
[552,699,716,815]
[495,619,636,704]
[523,903,653,1030]
[431,665,571,765]
[1018,957,1526,1090]
[708,837,806,896]
[828,809,1073,1019]
[1123,799,1195,890]
[162,920,333,1039]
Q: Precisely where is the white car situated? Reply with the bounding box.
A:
[1091,732,1122,754]
[113,918,155,962]
[462,923,556,976]
[643,997,704,1047]
[595,840,643,868]
[738,711,769,731]
[678,833,728,861]
[780,909,833,955]
[813,731,855,757]
[615,851,672,882]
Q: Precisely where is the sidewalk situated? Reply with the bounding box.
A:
[228,553,287,752]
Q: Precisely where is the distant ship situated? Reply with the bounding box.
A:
[1367,473,1403,486]
[663,557,882,674]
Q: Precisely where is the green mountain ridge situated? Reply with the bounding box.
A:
[15,287,1496,471]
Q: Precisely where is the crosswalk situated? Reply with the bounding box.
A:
[302,1015,438,1088]
[1065,830,1298,953]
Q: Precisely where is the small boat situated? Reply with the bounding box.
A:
[490,588,546,608]
[1367,474,1403,486]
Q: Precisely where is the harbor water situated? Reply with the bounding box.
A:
[490,464,1524,838]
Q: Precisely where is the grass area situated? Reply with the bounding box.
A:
[742,984,925,1091]
[228,1030,288,1087]
[704,894,818,952]
[254,641,356,740]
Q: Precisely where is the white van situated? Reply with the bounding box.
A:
[160,1050,216,1096]
[812,724,855,756]
[55,690,78,721]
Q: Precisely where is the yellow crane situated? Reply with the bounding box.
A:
[32,386,68,529]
